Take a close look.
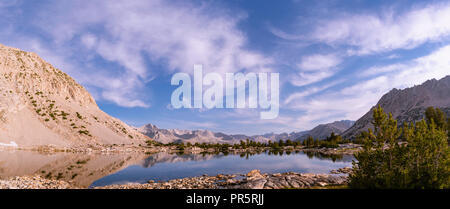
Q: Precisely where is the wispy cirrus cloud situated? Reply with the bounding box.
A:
[284,79,343,105]
[1,0,272,108]
[290,54,342,86]
[298,54,342,71]
[310,2,450,55]
[287,44,450,128]
[272,1,450,132]
[2,0,450,135]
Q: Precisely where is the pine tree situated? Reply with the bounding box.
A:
[447,118,450,139]
[303,136,314,147]
[286,139,292,146]
[349,105,450,189]
[425,107,447,130]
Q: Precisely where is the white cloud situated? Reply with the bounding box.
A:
[358,63,407,77]
[268,26,304,40]
[9,0,272,108]
[80,34,97,49]
[102,91,149,108]
[298,54,341,71]
[39,0,271,74]
[290,54,342,87]
[359,44,450,87]
[287,44,450,128]
[311,2,450,55]
[284,79,343,105]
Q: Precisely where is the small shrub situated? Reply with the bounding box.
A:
[76,112,83,119]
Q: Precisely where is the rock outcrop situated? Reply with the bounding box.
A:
[94,170,348,189]
[0,43,150,148]
[230,170,347,189]
[342,75,450,139]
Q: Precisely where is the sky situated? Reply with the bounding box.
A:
[1,0,450,135]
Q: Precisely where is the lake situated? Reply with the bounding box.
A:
[0,150,353,188]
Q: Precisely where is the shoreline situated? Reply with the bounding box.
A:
[0,144,358,189]
[0,143,362,156]
[0,169,352,189]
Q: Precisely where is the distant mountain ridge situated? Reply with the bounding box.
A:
[138,120,354,144]
[342,75,450,139]
[299,120,355,140]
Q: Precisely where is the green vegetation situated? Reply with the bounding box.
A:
[158,138,305,154]
[56,173,63,180]
[76,159,89,164]
[302,132,350,148]
[45,172,52,179]
[71,173,78,179]
[59,111,69,117]
[304,151,343,162]
[146,133,355,153]
[176,143,185,153]
[448,118,450,139]
[425,107,450,142]
[425,107,447,130]
[145,140,163,147]
[349,106,450,189]
[49,113,56,120]
[78,130,91,136]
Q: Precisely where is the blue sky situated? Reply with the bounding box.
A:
[1,0,450,135]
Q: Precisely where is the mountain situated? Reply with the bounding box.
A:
[137,124,246,144]
[342,76,450,139]
[0,43,149,148]
[138,120,354,144]
[299,120,355,140]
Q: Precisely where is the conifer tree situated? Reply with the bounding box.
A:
[349,105,450,189]
[425,107,447,130]
[447,118,450,139]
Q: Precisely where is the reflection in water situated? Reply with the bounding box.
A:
[303,151,350,162]
[236,150,352,163]
[141,152,225,168]
[0,150,146,188]
[91,151,354,187]
[0,150,354,188]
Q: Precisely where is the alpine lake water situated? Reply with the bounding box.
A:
[0,149,353,188]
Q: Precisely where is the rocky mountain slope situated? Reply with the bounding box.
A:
[0,43,149,148]
[342,76,450,139]
[299,120,354,140]
[138,120,354,144]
